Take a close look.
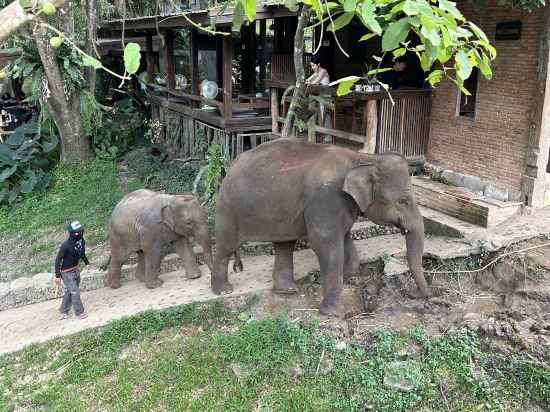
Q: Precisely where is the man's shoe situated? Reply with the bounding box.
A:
[76,313,88,319]
[59,312,72,320]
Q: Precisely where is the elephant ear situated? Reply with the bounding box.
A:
[343,163,378,213]
[161,205,176,230]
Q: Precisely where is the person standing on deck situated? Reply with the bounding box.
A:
[306,56,334,144]
[54,221,91,320]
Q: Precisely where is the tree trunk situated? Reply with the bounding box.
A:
[84,0,98,93]
[0,0,71,42]
[34,24,92,162]
[281,5,311,139]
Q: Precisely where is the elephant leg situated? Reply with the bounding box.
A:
[211,220,240,295]
[143,247,163,289]
[136,251,145,282]
[106,241,128,289]
[306,209,345,317]
[343,232,360,280]
[272,241,298,294]
[172,237,202,280]
[211,244,236,295]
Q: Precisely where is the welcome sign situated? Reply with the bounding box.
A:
[495,21,522,40]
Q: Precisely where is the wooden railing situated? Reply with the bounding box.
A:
[270,53,313,83]
[377,95,431,156]
[147,84,270,118]
[267,80,432,156]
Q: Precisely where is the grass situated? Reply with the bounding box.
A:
[1,300,548,412]
[0,159,144,277]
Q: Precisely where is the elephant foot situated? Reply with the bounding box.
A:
[106,278,121,289]
[319,299,345,318]
[211,279,233,295]
[233,258,243,273]
[186,270,202,280]
[406,287,428,299]
[273,276,298,294]
[343,259,361,280]
[146,277,163,289]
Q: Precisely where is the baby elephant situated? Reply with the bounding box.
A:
[106,189,213,289]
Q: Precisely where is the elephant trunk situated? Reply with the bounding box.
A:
[197,228,213,271]
[404,222,428,298]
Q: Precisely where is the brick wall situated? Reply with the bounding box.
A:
[427,1,546,193]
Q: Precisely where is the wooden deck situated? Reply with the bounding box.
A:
[267,79,432,156]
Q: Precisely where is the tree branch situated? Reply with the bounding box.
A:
[0,0,69,43]
[281,5,312,138]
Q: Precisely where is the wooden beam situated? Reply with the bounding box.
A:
[259,20,266,93]
[190,28,199,96]
[146,31,154,83]
[222,30,233,120]
[164,30,175,90]
[271,88,280,133]
[248,21,256,94]
[216,35,223,85]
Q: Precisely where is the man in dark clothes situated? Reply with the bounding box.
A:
[54,221,91,319]
[378,56,407,90]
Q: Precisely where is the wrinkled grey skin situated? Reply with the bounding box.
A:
[106,189,213,289]
[211,139,427,317]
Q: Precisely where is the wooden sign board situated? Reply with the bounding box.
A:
[495,21,522,40]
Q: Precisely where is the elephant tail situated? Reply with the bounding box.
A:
[99,255,111,272]
[232,252,243,273]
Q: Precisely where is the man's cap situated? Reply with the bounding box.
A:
[67,221,85,233]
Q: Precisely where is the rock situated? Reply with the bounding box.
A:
[10,277,33,289]
[0,282,10,295]
[383,258,409,277]
[336,341,347,351]
[32,273,54,283]
[463,313,481,322]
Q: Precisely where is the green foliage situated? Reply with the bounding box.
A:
[12,38,85,103]
[123,42,141,74]
[2,311,547,411]
[193,144,227,204]
[0,122,59,205]
[0,159,143,239]
[80,89,146,160]
[124,147,203,194]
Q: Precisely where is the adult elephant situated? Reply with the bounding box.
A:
[211,139,427,316]
[106,189,213,289]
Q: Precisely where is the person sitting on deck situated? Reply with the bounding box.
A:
[0,108,16,131]
[378,56,407,90]
[306,56,333,144]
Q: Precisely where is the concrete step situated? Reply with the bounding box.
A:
[420,205,485,238]
[412,176,523,228]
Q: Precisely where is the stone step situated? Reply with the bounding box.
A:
[412,176,523,228]
[420,205,485,238]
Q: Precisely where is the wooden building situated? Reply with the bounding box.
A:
[103,0,550,218]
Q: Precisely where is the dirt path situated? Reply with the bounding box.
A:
[0,250,320,355]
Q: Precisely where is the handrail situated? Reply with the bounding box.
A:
[266,79,431,101]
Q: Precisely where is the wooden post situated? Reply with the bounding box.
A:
[216,35,223,85]
[259,20,266,93]
[363,100,378,153]
[145,31,154,84]
[222,30,233,120]
[247,21,256,94]
[164,30,175,90]
[190,28,199,96]
[307,114,316,142]
[271,87,279,133]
